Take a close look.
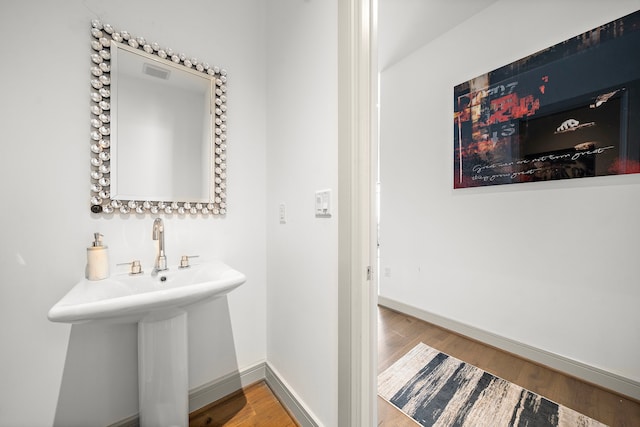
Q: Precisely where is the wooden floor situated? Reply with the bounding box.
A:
[189,305,640,426]
[378,305,640,427]
[189,381,298,427]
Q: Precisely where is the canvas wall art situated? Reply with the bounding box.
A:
[453,10,640,188]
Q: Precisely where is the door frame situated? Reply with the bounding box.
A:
[337,0,377,425]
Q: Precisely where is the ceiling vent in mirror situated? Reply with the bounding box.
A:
[143,63,171,80]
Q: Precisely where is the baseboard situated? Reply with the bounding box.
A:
[378,296,640,401]
[108,361,322,427]
[107,413,138,427]
[188,361,267,412]
[265,363,322,427]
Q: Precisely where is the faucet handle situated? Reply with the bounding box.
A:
[179,255,199,269]
[117,260,143,275]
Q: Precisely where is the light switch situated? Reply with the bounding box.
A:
[315,189,331,217]
[279,203,286,224]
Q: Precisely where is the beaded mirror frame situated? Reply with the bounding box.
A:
[88,20,228,215]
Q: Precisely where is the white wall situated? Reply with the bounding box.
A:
[265,1,339,426]
[379,0,640,389]
[0,1,267,426]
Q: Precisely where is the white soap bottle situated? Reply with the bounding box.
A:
[86,232,109,281]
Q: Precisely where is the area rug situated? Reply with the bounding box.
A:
[378,343,608,427]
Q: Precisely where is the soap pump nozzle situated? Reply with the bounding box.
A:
[92,232,104,247]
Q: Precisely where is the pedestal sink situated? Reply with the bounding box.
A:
[48,260,246,427]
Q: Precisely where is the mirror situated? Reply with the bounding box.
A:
[88,20,227,215]
[111,43,214,203]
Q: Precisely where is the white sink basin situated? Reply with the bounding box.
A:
[48,260,246,324]
[48,260,245,427]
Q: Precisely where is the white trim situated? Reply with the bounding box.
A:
[188,361,267,412]
[107,414,138,427]
[265,363,321,427]
[378,296,640,401]
[338,0,377,425]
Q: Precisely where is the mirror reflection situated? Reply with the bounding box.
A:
[111,43,213,202]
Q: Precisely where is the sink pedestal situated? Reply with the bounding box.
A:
[138,311,188,427]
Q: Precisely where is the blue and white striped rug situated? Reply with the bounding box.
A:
[378,343,607,427]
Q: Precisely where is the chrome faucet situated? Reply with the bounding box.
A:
[152,218,167,273]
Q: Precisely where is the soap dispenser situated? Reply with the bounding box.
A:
[86,232,110,281]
